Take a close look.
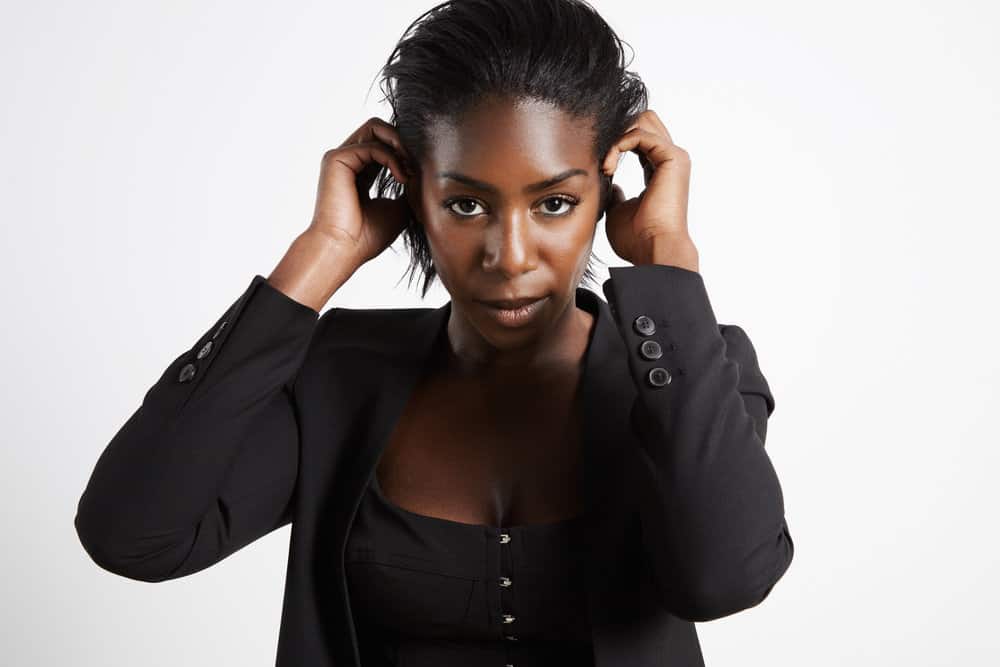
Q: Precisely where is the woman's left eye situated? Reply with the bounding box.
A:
[538,196,577,216]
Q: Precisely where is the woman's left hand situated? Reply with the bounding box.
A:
[602,110,700,272]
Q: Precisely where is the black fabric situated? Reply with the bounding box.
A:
[74,264,793,667]
[346,471,594,666]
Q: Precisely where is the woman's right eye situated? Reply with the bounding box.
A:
[444,198,485,218]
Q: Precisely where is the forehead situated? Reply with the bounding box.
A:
[425,98,595,180]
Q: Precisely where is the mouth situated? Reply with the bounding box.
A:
[477,296,547,309]
[475,295,549,327]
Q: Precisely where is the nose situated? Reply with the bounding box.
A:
[482,210,538,278]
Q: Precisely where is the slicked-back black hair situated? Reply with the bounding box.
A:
[370,0,648,298]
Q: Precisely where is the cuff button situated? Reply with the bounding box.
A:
[178,363,197,383]
[196,340,213,359]
[647,367,671,387]
[633,315,656,336]
[639,340,662,360]
[211,320,228,340]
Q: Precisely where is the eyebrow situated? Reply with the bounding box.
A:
[437,168,589,194]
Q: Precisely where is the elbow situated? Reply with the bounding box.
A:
[74,511,193,583]
[663,525,796,623]
[671,568,790,622]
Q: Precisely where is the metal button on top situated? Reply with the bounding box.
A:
[647,367,672,387]
[640,340,662,360]
[633,315,656,336]
[178,363,197,383]
[502,614,516,624]
[499,532,511,544]
[196,340,213,359]
[499,576,512,587]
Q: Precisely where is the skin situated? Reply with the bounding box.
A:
[405,97,602,379]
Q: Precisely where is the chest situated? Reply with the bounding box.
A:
[374,367,586,527]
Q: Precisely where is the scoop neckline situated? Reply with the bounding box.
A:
[370,471,584,533]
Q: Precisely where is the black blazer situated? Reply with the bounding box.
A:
[74,263,793,667]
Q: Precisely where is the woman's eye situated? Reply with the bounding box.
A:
[539,196,577,216]
[444,196,578,218]
[446,198,486,217]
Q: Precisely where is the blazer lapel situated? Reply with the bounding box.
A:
[339,298,453,561]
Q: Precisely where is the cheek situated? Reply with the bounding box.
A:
[420,217,475,284]
[553,215,598,261]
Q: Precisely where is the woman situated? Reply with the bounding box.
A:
[74,1,793,665]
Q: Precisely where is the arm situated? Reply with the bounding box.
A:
[74,274,329,582]
[602,263,794,622]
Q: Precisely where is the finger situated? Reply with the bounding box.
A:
[366,118,414,164]
[338,118,412,163]
[604,128,684,176]
[602,125,647,175]
[340,116,391,146]
[636,110,673,144]
[331,141,410,186]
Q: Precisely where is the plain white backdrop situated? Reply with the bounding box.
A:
[2,0,997,664]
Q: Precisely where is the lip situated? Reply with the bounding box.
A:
[478,296,546,309]
[476,295,548,327]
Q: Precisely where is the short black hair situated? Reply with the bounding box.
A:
[371,0,649,298]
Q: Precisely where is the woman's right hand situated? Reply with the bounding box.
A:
[307,117,415,267]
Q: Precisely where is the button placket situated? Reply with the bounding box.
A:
[498,530,517,643]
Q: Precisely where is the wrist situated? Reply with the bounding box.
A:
[638,233,700,273]
[268,231,362,312]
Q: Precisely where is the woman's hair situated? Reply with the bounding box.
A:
[370,0,648,298]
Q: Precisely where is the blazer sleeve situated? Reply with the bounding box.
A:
[602,263,794,622]
[74,274,326,583]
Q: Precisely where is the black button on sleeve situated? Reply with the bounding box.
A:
[178,362,197,383]
[646,367,671,387]
[639,340,662,360]
[210,319,228,340]
[632,314,656,336]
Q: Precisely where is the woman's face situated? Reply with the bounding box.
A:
[406,97,603,355]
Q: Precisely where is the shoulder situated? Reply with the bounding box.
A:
[312,304,440,352]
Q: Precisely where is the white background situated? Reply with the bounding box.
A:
[2,0,997,665]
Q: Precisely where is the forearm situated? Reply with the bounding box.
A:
[74,274,320,580]
[603,264,792,621]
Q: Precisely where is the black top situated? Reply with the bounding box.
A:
[345,472,595,666]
